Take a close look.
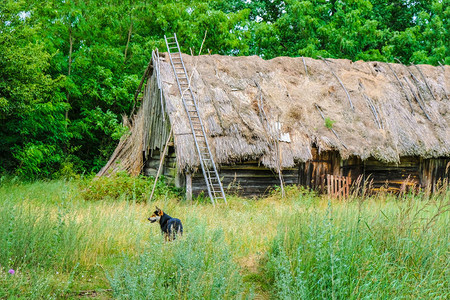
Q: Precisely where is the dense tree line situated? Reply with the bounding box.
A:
[0,0,448,179]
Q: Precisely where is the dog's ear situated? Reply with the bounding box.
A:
[158,209,163,216]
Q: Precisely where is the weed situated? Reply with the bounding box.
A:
[325,117,336,129]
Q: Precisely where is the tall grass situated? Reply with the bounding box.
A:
[0,179,153,298]
[264,194,450,299]
[0,178,448,299]
[108,220,248,299]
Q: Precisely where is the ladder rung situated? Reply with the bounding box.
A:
[166,36,226,205]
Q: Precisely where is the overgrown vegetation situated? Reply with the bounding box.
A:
[108,222,246,299]
[264,195,449,299]
[1,0,448,179]
[79,172,180,202]
[0,178,448,298]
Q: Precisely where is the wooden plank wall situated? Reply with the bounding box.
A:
[143,144,449,196]
[420,158,450,192]
[362,157,420,192]
[341,156,363,183]
[298,149,341,192]
[342,156,449,192]
[191,161,299,197]
[143,146,183,187]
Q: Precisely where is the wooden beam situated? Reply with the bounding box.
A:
[319,56,354,110]
[148,127,173,203]
[186,172,192,202]
[385,63,414,114]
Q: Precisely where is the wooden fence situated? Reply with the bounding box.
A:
[327,174,351,199]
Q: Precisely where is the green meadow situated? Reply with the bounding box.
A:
[0,176,448,299]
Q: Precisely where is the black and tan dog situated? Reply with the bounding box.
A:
[148,206,183,241]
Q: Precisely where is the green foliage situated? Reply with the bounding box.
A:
[108,222,246,299]
[324,117,336,129]
[80,172,180,202]
[264,198,449,299]
[0,0,448,179]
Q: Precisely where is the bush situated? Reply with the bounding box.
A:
[80,173,180,202]
[107,220,247,299]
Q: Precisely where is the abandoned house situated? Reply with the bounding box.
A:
[98,41,449,201]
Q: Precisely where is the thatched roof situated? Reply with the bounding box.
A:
[99,53,449,176]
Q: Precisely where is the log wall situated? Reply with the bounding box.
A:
[360,157,421,192]
[420,158,450,192]
[143,145,448,196]
[298,149,341,192]
[192,161,298,197]
[143,146,184,188]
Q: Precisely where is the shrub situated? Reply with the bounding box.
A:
[80,172,180,202]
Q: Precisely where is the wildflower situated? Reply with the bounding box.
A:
[8,269,15,275]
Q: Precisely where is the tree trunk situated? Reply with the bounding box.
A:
[124,0,133,63]
[66,26,73,126]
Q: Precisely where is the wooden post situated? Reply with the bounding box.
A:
[186,172,192,203]
[148,127,173,203]
[327,174,331,195]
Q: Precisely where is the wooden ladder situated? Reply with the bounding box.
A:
[164,33,227,206]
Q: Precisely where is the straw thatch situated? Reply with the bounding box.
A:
[99,53,449,176]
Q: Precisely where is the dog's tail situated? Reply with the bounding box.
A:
[176,219,183,236]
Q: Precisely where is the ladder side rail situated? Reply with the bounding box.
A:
[164,35,216,205]
[182,73,227,202]
[174,36,227,203]
[171,34,222,203]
